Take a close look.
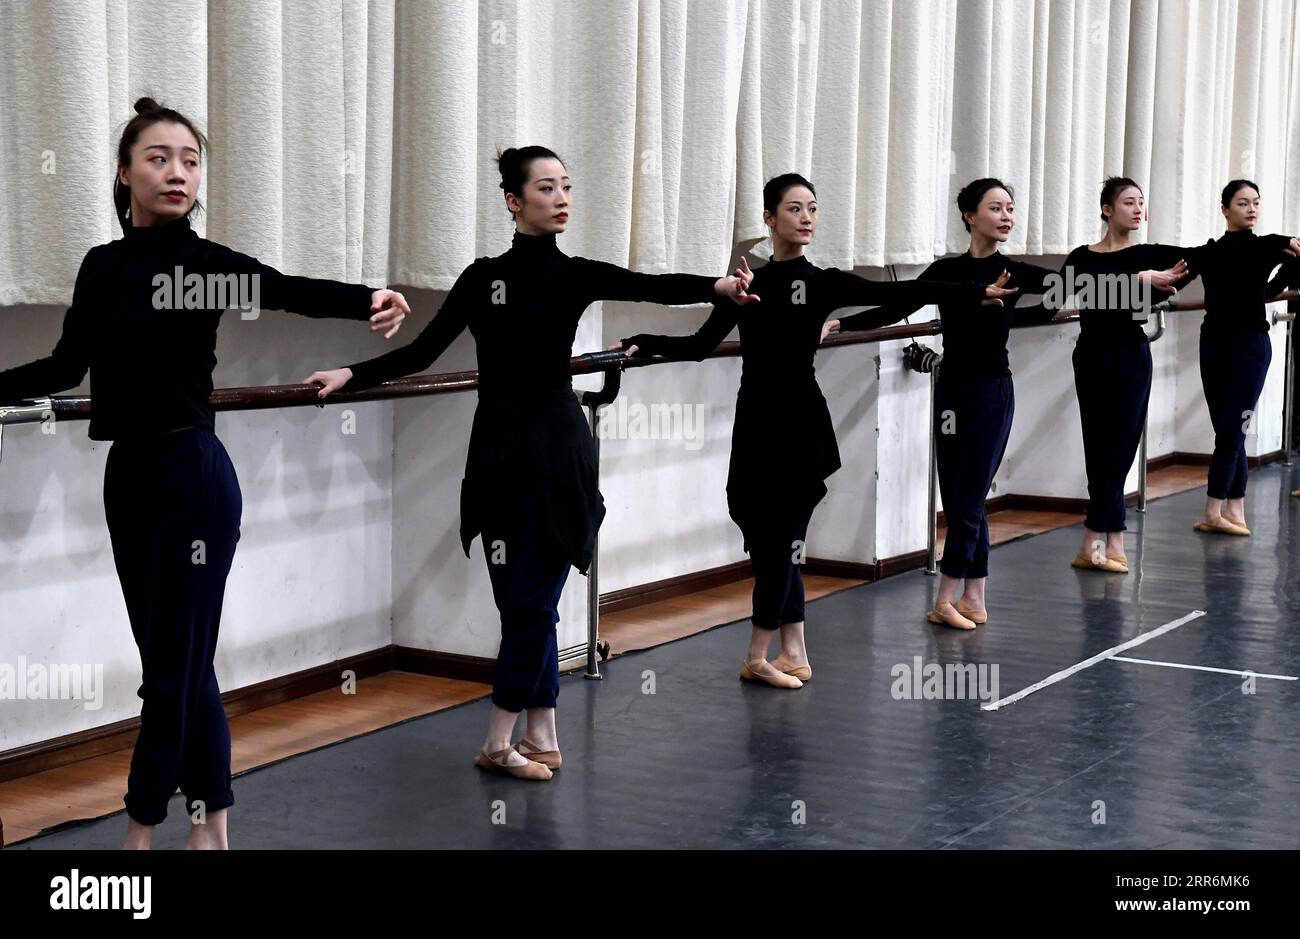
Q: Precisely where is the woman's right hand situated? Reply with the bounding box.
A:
[303,367,353,399]
[981,270,1019,306]
[606,341,639,356]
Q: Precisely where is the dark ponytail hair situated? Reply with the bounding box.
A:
[1221,178,1259,207]
[114,96,209,232]
[763,173,816,215]
[495,145,564,220]
[1099,176,1142,224]
[956,177,1014,232]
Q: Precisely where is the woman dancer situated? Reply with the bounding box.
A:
[305,146,754,778]
[1055,177,1191,573]
[611,173,1015,684]
[0,99,409,848]
[827,178,1065,630]
[1189,180,1300,535]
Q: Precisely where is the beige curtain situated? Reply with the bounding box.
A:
[1,0,1296,307]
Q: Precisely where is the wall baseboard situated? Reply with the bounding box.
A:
[391,646,496,685]
[598,560,754,615]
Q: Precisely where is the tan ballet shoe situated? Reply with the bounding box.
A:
[954,600,988,624]
[740,658,804,689]
[1106,553,1129,572]
[473,746,552,781]
[513,737,562,770]
[1292,489,1300,499]
[770,655,812,681]
[1071,552,1127,573]
[927,600,976,631]
[1222,517,1251,535]
[1194,516,1248,536]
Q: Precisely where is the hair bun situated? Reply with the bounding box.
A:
[133,97,162,115]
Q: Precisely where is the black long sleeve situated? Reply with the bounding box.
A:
[345,263,475,391]
[1005,260,1064,326]
[0,216,379,439]
[1266,254,1300,298]
[1143,241,1207,283]
[576,258,718,307]
[835,260,940,333]
[0,248,100,404]
[206,244,376,320]
[834,259,996,333]
[623,300,739,361]
[823,267,984,330]
[1195,231,1296,333]
[1008,301,1062,327]
[1260,234,1298,298]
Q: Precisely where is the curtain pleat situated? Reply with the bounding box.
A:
[1,0,1297,306]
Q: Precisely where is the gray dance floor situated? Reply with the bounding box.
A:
[18,464,1300,849]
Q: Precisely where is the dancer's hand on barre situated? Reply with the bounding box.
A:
[715,257,761,305]
[303,367,353,399]
[1286,237,1300,257]
[1138,259,1188,291]
[370,289,410,339]
[981,270,1019,306]
[821,319,841,341]
[607,341,639,357]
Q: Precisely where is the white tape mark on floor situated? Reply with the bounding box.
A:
[1110,655,1297,681]
[981,610,1208,712]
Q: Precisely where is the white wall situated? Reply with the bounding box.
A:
[597,299,746,592]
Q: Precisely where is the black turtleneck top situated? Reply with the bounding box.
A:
[619,254,986,539]
[1042,234,1294,344]
[0,215,377,440]
[837,252,1058,381]
[1192,229,1296,335]
[345,230,718,397]
[342,229,720,572]
[1051,243,1190,346]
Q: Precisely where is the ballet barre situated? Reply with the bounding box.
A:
[1,290,1294,678]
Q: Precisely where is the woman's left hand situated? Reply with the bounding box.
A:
[370,289,410,338]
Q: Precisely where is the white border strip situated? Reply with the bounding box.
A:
[981,610,1207,711]
[1110,655,1296,681]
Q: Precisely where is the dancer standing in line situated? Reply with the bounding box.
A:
[0,98,409,849]
[1053,177,1191,573]
[610,173,1015,684]
[826,178,1066,630]
[305,146,755,778]
[1188,180,1300,535]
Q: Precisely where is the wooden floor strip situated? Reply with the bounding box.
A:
[1,672,489,845]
